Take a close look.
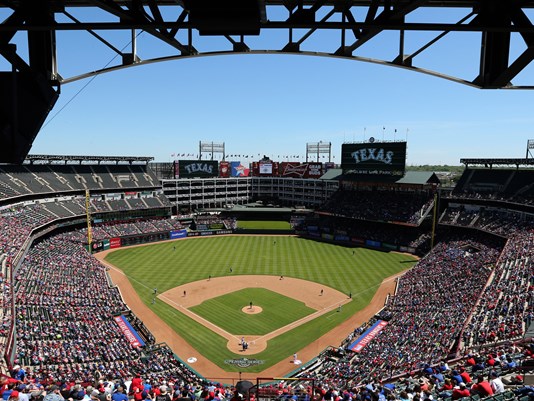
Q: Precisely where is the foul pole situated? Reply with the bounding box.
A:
[85,189,93,251]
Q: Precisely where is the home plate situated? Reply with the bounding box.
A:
[187,357,197,363]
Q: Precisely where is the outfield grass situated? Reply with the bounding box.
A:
[237,220,291,230]
[105,236,416,372]
[190,288,315,335]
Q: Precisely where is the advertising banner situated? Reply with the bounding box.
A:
[124,192,137,199]
[91,241,104,253]
[103,239,110,250]
[382,243,398,250]
[341,141,406,180]
[335,235,349,242]
[324,162,335,172]
[114,315,145,347]
[170,229,187,239]
[351,237,365,244]
[215,230,233,235]
[110,237,121,249]
[259,162,273,175]
[187,231,201,237]
[307,162,323,178]
[348,320,388,352]
[308,231,320,237]
[178,160,218,178]
[251,162,259,176]
[219,161,230,178]
[105,193,122,200]
[173,160,179,179]
[321,233,334,240]
[279,162,323,178]
[209,223,225,230]
[365,239,381,248]
[230,161,250,177]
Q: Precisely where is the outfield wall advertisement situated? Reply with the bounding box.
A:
[170,229,187,239]
[341,141,406,180]
[187,230,232,237]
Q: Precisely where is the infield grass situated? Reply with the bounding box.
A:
[189,288,315,335]
[105,235,417,372]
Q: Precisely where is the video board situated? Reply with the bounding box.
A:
[341,141,406,180]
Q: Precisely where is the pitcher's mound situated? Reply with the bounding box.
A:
[242,306,263,314]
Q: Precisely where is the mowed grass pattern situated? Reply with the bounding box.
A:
[105,236,417,372]
[189,288,315,335]
[237,220,291,229]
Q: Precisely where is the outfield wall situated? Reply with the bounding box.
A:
[297,230,417,255]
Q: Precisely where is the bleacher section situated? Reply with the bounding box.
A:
[453,168,534,203]
[0,163,160,200]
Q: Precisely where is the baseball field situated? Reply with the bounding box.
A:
[103,235,417,374]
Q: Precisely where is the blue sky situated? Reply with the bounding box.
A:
[3,6,534,165]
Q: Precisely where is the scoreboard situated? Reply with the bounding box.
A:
[341,141,406,180]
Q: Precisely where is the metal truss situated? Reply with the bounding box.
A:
[3,0,534,91]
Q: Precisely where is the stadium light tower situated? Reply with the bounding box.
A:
[526,139,534,161]
[199,141,225,161]
[306,142,331,162]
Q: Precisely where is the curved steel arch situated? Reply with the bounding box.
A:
[61,49,478,89]
[3,1,534,89]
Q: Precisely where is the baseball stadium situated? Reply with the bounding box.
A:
[2,3,534,401]
[0,141,533,398]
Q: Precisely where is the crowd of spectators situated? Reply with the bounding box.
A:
[71,218,184,243]
[0,205,57,257]
[319,190,434,224]
[193,214,233,231]
[440,207,533,238]
[463,228,534,348]
[5,342,534,401]
[10,233,202,386]
[288,341,534,401]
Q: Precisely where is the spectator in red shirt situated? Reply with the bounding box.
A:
[471,375,493,398]
[459,368,472,384]
[452,383,470,400]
